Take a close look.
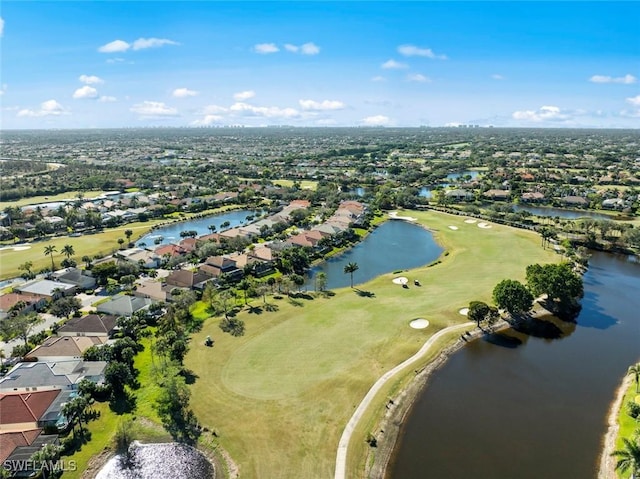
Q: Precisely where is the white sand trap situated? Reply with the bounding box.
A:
[464,219,477,224]
[392,276,409,285]
[410,318,430,329]
[448,226,459,230]
[459,307,469,316]
[388,211,417,222]
[12,246,32,251]
[477,222,493,229]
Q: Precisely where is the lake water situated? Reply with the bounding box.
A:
[304,220,443,290]
[513,205,611,220]
[389,252,640,479]
[446,170,481,181]
[95,442,214,479]
[135,209,259,247]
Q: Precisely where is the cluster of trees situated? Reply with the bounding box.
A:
[486,262,584,320]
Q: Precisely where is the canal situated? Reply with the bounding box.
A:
[389,251,640,479]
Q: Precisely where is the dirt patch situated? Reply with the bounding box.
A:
[81,448,114,479]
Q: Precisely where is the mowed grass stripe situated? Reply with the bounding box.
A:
[185,209,557,479]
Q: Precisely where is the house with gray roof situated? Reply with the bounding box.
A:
[96,295,153,317]
[0,360,107,392]
[51,267,96,290]
[56,314,117,337]
[14,280,76,300]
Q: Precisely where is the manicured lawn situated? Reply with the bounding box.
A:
[272,179,318,190]
[0,221,163,280]
[0,190,107,210]
[184,209,557,479]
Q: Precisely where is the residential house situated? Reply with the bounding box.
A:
[0,293,48,321]
[200,256,243,281]
[134,278,173,303]
[483,189,511,200]
[51,267,96,290]
[165,269,212,291]
[56,314,118,337]
[445,189,474,201]
[25,336,108,362]
[116,248,160,269]
[602,198,625,209]
[0,389,61,432]
[521,192,546,203]
[96,295,153,317]
[14,280,76,300]
[0,360,108,392]
[561,196,589,208]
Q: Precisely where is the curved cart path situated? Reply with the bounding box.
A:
[334,321,473,479]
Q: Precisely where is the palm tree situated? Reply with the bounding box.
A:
[124,229,133,243]
[82,255,92,269]
[44,244,57,272]
[629,363,640,393]
[611,435,640,478]
[344,262,359,288]
[61,244,75,260]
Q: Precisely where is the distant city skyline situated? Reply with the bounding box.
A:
[1,1,639,129]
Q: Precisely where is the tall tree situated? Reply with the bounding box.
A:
[44,244,57,271]
[492,279,533,315]
[344,262,359,288]
[526,263,583,313]
[61,244,75,261]
[315,272,328,292]
[0,313,44,348]
[629,363,640,393]
[611,436,640,478]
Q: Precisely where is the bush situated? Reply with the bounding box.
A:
[627,400,640,419]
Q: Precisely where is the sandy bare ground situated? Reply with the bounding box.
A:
[597,374,633,479]
[388,211,417,222]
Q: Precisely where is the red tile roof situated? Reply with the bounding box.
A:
[0,429,42,463]
[0,390,61,426]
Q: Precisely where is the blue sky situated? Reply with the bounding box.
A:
[1,1,639,129]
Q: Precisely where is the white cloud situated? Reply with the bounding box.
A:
[229,102,299,118]
[73,86,98,99]
[0,84,7,96]
[254,43,279,54]
[300,42,320,55]
[397,44,447,60]
[98,39,130,53]
[299,99,345,111]
[625,95,640,107]
[130,101,179,118]
[362,115,391,126]
[233,90,256,101]
[381,59,408,70]
[99,37,178,53]
[371,76,386,82]
[491,74,505,80]
[589,74,636,84]
[106,58,126,64]
[192,115,224,126]
[79,75,104,85]
[407,73,430,83]
[172,88,199,98]
[283,42,320,55]
[132,38,179,50]
[0,17,4,37]
[512,105,570,122]
[98,96,117,103]
[18,99,67,117]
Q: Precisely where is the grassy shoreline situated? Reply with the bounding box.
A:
[184,209,556,479]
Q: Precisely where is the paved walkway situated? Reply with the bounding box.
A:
[334,321,473,479]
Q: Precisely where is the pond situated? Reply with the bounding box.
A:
[389,252,640,479]
[96,442,214,479]
[445,170,481,181]
[513,205,611,220]
[304,219,443,290]
[135,209,260,247]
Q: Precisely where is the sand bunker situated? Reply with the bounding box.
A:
[388,211,417,222]
[409,318,430,329]
[464,219,477,224]
[477,222,492,229]
[448,226,459,230]
[459,308,469,316]
[392,277,409,285]
[0,245,32,252]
